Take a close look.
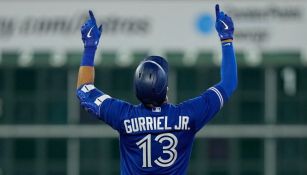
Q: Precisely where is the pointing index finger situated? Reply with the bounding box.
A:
[89,10,96,23]
[215,4,220,19]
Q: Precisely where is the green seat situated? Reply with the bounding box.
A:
[46,100,67,124]
[277,139,307,174]
[1,51,19,66]
[32,51,52,67]
[13,99,36,124]
[111,68,133,91]
[66,51,83,67]
[0,70,3,91]
[47,139,67,161]
[176,68,198,101]
[196,51,247,66]
[239,99,264,124]
[100,51,117,67]
[14,69,37,92]
[43,68,67,91]
[240,139,263,160]
[235,51,247,66]
[298,68,307,91]
[165,51,184,66]
[277,97,301,124]
[196,51,214,66]
[131,51,149,65]
[239,68,264,91]
[13,139,36,160]
[262,52,300,66]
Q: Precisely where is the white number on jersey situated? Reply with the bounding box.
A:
[136,133,178,168]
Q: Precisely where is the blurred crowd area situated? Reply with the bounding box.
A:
[0,62,306,174]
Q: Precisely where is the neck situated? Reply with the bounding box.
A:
[145,100,167,108]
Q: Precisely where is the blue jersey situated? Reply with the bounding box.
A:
[77,84,228,175]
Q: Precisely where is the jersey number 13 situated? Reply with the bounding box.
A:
[136,133,178,168]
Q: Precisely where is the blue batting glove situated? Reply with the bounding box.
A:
[215,4,234,41]
[81,10,102,48]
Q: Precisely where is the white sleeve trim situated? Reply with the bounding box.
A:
[94,94,111,106]
[81,84,95,93]
[209,87,224,109]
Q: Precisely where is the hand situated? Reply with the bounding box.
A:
[215,4,234,41]
[81,10,103,48]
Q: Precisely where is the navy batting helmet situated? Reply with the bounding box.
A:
[134,56,168,106]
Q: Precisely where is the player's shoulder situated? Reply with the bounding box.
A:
[176,96,203,109]
[102,97,135,116]
[174,92,214,117]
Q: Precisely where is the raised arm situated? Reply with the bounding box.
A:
[75,11,130,131]
[77,10,102,88]
[215,4,238,98]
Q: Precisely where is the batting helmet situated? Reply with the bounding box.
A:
[134,56,168,106]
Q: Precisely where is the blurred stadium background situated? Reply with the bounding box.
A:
[0,0,307,175]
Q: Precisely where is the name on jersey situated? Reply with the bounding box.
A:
[124,116,190,134]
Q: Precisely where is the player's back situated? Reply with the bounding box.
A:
[118,103,197,175]
[77,84,226,175]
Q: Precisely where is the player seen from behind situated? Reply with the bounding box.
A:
[76,4,237,175]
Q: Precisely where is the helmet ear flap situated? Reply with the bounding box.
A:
[134,60,168,106]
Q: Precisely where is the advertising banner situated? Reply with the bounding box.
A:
[0,0,305,55]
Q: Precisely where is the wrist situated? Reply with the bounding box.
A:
[219,33,233,42]
[81,47,97,66]
[221,39,233,43]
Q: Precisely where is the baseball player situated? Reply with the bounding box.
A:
[77,4,237,175]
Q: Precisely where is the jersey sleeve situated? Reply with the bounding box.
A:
[76,84,131,131]
[179,85,228,132]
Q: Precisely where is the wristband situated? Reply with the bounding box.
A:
[81,47,96,66]
[221,39,233,43]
